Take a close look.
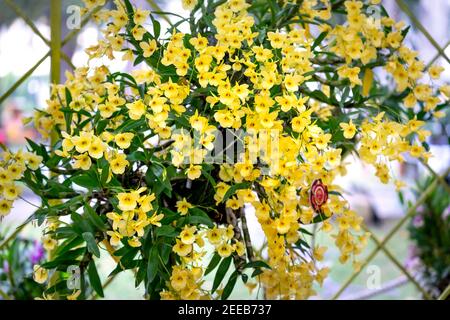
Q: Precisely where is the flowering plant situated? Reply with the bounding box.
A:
[0,0,448,300]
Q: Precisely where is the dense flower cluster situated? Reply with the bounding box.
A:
[0,0,447,300]
[0,150,42,217]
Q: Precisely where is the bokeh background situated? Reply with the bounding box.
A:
[0,0,449,300]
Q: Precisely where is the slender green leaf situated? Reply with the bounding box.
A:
[312,31,328,50]
[212,256,232,293]
[72,174,99,189]
[84,204,107,231]
[147,246,159,284]
[205,253,221,276]
[222,182,251,202]
[221,271,238,300]
[243,260,271,270]
[82,232,100,258]
[155,225,178,238]
[88,260,104,297]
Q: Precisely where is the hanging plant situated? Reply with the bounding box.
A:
[0,0,448,300]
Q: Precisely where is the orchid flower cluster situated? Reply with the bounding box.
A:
[0,0,447,300]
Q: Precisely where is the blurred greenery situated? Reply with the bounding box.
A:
[408,177,450,299]
[0,233,45,299]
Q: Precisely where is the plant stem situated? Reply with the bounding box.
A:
[225,207,246,272]
[0,287,10,300]
[438,283,450,300]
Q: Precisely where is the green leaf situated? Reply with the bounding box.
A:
[183,215,213,228]
[116,118,146,133]
[401,26,411,38]
[328,190,344,197]
[159,242,172,265]
[205,253,221,276]
[145,163,171,196]
[398,191,404,205]
[150,14,161,39]
[243,260,271,270]
[19,208,49,228]
[308,90,330,104]
[150,163,165,179]
[41,247,85,269]
[222,182,251,202]
[71,212,94,234]
[296,238,311,250]
[84,204,107,231]
[96,119,109,135]
[127,151,147,162]
[299,228,313,236]
[88,260,104,297]
[312,31,328,50]
[82,232,100,258]
[312,212,332,223]
[160,208,180,224]
[147,246,159,284]
[44,180,73,198]
[47,157,62,170]
[251,268,264,277]
[109,254,140,277]
[221,271,238,300]
[64,88,73,134]
[45,280,73,294]
[100,163,110,185]
[212,256,232,293]
[202,168,217,187]
[25,138,48,159]
[112,72,138,86]
[123,0,134,16]
[155,225,178,238]
[135,261,146,287]
[186,208,214,228]
[72,174,99,189]
[55,236,84,256]
[134,55,145,66]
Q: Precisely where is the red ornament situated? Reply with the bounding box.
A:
[309,179,328,212]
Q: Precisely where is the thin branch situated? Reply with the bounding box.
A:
[226,207,246,273]
[0,287,10,300]
[240,207,255,262]
[438,283,450,300]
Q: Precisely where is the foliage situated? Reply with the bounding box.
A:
[0,233,46,299]
[407,176,450,299]
[0,0,448,300]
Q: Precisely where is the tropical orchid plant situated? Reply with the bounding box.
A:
[0,0,448,300]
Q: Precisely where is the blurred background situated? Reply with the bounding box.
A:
[0,0,449,300]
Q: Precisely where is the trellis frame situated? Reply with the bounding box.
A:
[332,0,450,300]
[0,0,448,300]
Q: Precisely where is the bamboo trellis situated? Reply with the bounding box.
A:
[0,0,448,300]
